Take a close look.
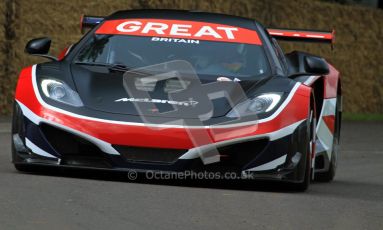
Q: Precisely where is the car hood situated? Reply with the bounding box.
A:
[70,64,262,119]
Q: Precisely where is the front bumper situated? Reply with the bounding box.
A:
[13,111,310,183]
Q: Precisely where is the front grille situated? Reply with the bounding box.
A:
[40,124,112,168]
[113,145,187,164]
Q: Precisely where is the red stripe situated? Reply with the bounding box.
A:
[57,47,69,61]
[323,64,340,99]
[322,115,335,134]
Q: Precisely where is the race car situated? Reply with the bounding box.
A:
[12,9,341,191]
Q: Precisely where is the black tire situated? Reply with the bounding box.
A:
[289,101,315,192]
[290,146,311,192]
[314,93,341,182]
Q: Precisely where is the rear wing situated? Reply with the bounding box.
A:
[79,15,335,48]
[267,28,335,49]
[80,15,104,33]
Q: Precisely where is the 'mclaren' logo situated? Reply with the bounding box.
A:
[115,98,199,107]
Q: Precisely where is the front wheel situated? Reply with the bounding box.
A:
[289,102,315,191]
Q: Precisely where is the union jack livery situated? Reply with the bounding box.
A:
[12,10,341,191]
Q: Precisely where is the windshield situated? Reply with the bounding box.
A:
[74,34,270,79]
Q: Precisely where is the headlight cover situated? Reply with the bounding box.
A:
[226,93,283,118]
[41,79,83,107]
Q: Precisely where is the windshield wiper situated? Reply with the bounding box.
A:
[74,61,132,71]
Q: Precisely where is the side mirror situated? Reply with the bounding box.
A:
[304,56,329,75]
[25,37,58,61]
[285,51,329,77]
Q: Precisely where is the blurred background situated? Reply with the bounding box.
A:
[0,0,382,119]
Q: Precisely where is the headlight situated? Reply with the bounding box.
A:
[41,79,83,107]
[226,93,283,118]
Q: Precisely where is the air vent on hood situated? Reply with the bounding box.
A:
[134,78,191,93]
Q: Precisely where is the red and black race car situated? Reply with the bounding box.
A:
[12,10,341,191]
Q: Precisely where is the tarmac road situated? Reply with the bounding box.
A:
[0,119,382,230]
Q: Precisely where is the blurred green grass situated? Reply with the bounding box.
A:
[343,113,383,121]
